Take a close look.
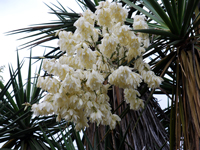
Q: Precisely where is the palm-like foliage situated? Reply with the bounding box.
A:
[121,0,200,149]
[6,0,200,149]
[0,51,72,149]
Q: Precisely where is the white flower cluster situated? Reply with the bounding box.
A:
[32,1,163,131]
[134,57,164,89]
[133,15,149,48]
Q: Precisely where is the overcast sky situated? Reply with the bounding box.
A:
[0,0,82,82]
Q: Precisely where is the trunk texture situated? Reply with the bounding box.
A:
[84,86,169,150]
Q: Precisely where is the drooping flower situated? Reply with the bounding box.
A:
[89,109,104,125]
[133,15,149,48]
[112,22,134,46]
[124,88,144,110]
[126,36,141,61]
[31,94,54,116]
[42,59,74,80]
[134,57,150,73]
[74,17,99,42]
[95,56,111,73]
[108,66,142,89]
[82,9,97,25]
[109,114,121,130]
[86,70,104,91]
[37,76,60,94]
[99,33,118,59]
[59,55,83,70]
[96,1,112,27]
[59,73,82,95]
[57,31,77,55]
[133,15,148,30]
[141,70,164,89]
[110,2,128,23]
[76,42,97,69]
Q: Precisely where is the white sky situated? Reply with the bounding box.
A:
[0,0,82,82]
[0,0,168,109]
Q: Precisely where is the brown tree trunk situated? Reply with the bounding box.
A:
[84,86,169,150]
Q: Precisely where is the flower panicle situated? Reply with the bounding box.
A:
[32,0,163,131]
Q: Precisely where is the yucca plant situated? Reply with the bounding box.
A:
[6,0,200,149]
[0,51,74,149]
[40,122,88,150]
[6,0,169,150]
